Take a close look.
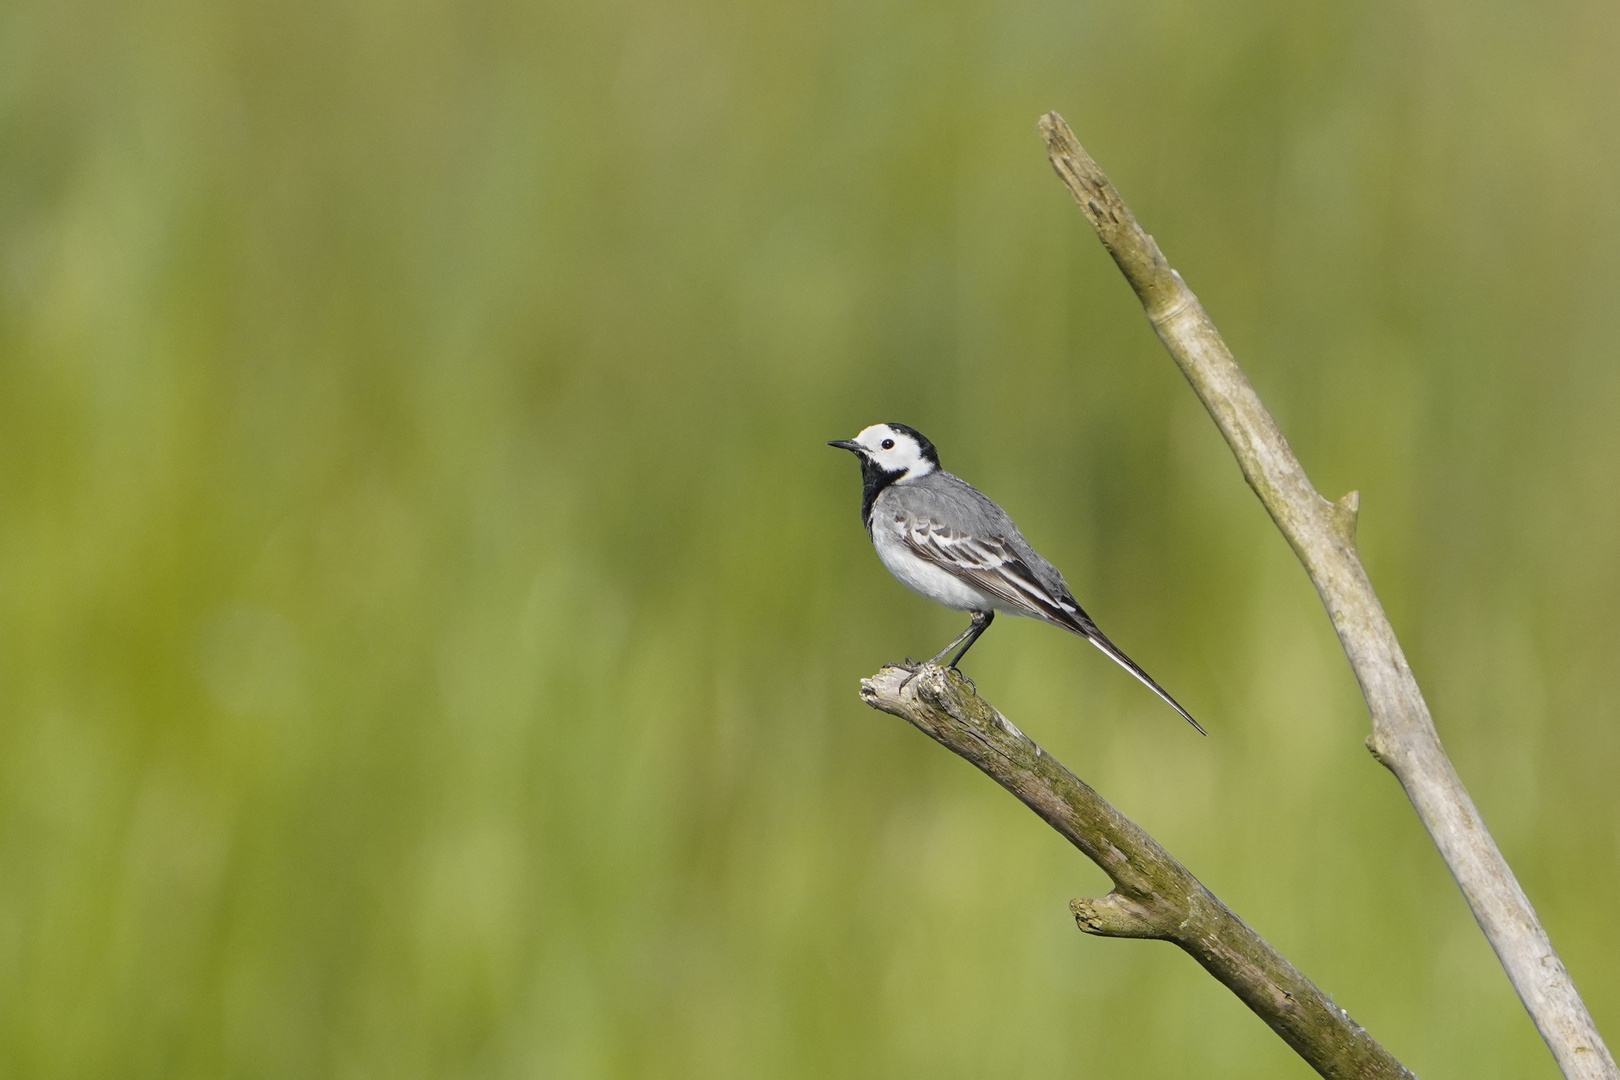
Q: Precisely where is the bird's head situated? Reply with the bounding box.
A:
[828,423,940,482]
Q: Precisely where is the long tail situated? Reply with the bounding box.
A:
[1052,600,1205,734]
[1081,628,1206,735]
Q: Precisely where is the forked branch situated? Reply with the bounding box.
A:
[861,663,1413,1080]
[1037,111,1615,1079]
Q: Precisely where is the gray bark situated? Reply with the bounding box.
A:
[1037,110,1614,1080]
[861,665,1414,1079]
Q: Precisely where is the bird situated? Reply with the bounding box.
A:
[829,422,1205,734]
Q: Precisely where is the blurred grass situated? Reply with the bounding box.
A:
[2,0,1618,1076]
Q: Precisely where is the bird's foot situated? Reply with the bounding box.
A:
[892,658,925,692]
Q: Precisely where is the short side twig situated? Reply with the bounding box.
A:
[1038,111,1616,1080]
[861,663,1414,1080]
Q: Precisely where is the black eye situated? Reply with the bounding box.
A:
[881,439,895,450]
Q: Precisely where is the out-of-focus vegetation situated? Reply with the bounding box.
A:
[2,0,1617,1075]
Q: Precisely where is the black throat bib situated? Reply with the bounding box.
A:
[859,458,907,532]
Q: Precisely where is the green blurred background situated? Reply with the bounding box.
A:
[2,0,1617,1075]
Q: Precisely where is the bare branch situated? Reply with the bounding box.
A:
[1038,110,1616,1080]
[861,663,1414,1080]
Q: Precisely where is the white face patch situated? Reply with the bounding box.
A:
[853,424,937,480]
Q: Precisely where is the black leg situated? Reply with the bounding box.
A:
[928,610,994,669]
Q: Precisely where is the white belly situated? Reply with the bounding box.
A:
[872,527,999,612]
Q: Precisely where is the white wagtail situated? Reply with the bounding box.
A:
[830,422,1205,733]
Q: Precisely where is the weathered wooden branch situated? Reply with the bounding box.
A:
[861,664,1413,1079]
[1037,111,1615,1080]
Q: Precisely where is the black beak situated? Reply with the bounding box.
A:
[827,439,863,453]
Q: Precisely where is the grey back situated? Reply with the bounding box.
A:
[874,470,1072,599]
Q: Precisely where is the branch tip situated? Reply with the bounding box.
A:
[1037,111,1074,151]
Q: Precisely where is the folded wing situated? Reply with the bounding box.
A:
[899,515,1206,734]
[898,517,1079,625]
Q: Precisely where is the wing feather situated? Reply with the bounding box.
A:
[897,516,1082,629]
[897,512,1207,734]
